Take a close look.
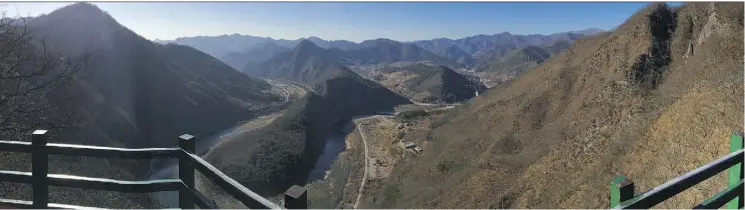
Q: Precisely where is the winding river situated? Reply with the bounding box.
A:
[148,121,245,207]
[147,116,365,207]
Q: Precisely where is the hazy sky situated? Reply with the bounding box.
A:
[4,2,671,42]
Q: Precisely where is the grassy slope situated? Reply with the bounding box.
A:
[474,40,572,85]
[377,64,486,103]
[363,3,743,208]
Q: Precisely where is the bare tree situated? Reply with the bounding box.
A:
[0,7,90,140]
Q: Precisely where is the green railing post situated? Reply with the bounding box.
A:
[727,131,743,209]
[284,185,307,209]
[31,130,49,209]
[179,134,196,209]
[610,175,635,208]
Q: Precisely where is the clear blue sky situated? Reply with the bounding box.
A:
[5,2,671,42]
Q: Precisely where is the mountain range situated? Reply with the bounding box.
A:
[157,28,604,70]
[1,2,740,210]
[470,39,573,86]
[161,28,603,91]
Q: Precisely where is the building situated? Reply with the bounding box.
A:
[404,142,416,149]
[413,146,423,153]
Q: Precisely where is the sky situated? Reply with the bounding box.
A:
[3,2,675,42]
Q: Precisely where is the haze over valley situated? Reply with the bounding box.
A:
[0,2,742,209]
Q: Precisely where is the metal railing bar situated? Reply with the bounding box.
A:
[694,179,744,209]
[614,149,744,209]
[0,170,182,193]
[0,130,290,209]
[0,198,34,209]
[0,140,181,159]
[48,202,110,210]
[0,140,33,153]
[0,170,32,183]
[44,143,181,159]
[184,151,282,209]
[0,198,105,209]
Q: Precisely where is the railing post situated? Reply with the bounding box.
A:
[31,130,49,209]
[610,175,635,208]
[284,185,307,209]
[179,134,196,209]
[727,131,743,209]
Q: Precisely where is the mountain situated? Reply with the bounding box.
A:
[306,36,358,50]
[362,2,742,209]
[244,40,342,82]
[164,30,602,71]
[472,40,573,87]
[164,34,275,59]
[412,30,602,62]
[204,40,410,199]
[443,45,475,64]
[27,2,281,149]
[220,41,291,69]
[570,27,607,36]
[0,3,283,208]
[365,63,487,104]
[244,38,463,77]
[161,35,354,64]
[246,40,410,105]
[342,38,462,68]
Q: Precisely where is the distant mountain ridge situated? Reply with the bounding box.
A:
[221,41,291,69]
[159,28,604,69]
[470,40,574,87]
[411,30,604,64]
[340,38,461,67]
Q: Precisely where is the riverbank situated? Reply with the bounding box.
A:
[148,100,446,208]
[148,111,284,207]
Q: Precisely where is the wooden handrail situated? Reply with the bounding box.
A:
[0,129,305,209]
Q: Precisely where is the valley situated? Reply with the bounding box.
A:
[149,78,307,208]
[0,2,742,209]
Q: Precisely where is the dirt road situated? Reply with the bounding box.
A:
[352,118,372,209]
[350,103,457,209]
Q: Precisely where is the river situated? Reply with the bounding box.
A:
[147,119,359,208]
[306,131,351,182]
[147,121,245,208]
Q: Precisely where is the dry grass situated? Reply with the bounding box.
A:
[364,116,403,179]
[360,2,743,209]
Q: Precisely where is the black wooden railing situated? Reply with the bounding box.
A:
[0,130,308,209]
[610,131,744,209]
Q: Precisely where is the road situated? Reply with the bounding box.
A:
[350,103,457,209]
[352,119,371,209]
